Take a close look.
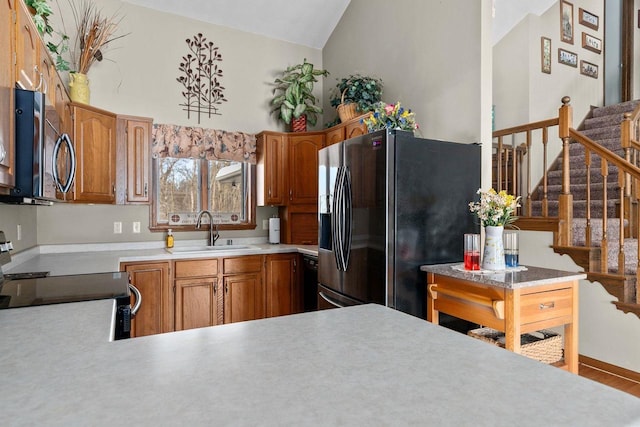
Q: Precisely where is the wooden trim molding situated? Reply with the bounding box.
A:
[621,0,634,101]
[579,354,640,383]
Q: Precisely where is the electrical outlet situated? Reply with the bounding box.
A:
[262,219,269,230]
[133,222,141,233]
[16,224,21,241]
[113,221,122,234]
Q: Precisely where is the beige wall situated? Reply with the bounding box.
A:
[2,0,321,249]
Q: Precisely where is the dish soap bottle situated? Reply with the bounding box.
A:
[166,228,174,249]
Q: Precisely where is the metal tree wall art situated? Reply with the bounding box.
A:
[177,33,227,123]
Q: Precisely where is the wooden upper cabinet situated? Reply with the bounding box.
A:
[38,49,54,105]
[15,0,39,91]
[345,119,367,140]
[325,127,345,147]
[72,103,117,203]
[287,133,323,205]
[0,0,15,189]
[116,115,151,204]
[257,132,287,206]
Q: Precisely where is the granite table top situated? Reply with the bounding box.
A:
[421,263,587,289]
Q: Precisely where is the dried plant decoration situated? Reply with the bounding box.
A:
[177,33,227,123]
[65,0,128,74]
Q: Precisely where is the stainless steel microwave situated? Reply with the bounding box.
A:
[0,88,76,205]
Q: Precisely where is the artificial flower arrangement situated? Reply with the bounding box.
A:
[361,101,418,132]
[468,188,521,227]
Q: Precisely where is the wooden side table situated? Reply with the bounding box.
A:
[421,264,585,374]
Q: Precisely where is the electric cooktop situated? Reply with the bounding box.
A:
[0,272,130,309]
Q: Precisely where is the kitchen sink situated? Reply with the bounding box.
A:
[166,245,260,254]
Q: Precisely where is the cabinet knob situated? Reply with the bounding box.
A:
[225,284,229,293]
[213,283,217,294]
[144,183,148,196]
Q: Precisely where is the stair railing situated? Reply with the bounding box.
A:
[493,97,640,274]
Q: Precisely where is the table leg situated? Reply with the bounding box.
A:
[504,290,521,353]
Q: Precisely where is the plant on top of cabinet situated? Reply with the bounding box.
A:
[25,0,53,35]
[271,58,328,132]
[329,74,383,124]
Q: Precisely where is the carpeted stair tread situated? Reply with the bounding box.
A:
[591,100,640,118]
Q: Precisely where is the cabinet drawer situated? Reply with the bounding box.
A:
[175,259,218,278]
[520,287,572,325]
[223,255,263,274]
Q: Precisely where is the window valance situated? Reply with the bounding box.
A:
[151,124,257,164]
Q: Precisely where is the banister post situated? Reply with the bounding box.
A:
[557,96,573,246]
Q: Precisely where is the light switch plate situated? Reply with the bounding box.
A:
[113,222,122,234]
[133,222,141,233]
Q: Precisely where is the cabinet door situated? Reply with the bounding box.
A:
[223,273,265,323]
[38,49,54,105]
[175,277,222,330]
[287,134,323,205]
[122,261,172,337]
[265,253,300,317]
[73,105,117,203]
[15,0,39,90]
[345,120,367,140]
[257,132,286,206]
[325,127,345,147]
[125,118,151,203]
[0,0,15,189]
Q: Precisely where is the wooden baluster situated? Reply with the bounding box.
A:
[585,148,592,247]
[503,145,510,193]
[496,136,503,191]
[601,159,609,273]
[558,96,573,246]
[510,136,517,196]
[525,130,532,217]
[542,127,549,217]
[618,167,626,274]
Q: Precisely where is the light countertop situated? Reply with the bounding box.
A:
[4,241,318,276]
[421,263,587,289]
[0,302,638,426]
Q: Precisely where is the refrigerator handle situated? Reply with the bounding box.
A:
[331,166,344,271]
[342,167,352,269]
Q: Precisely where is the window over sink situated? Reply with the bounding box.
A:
[150,157,256,231]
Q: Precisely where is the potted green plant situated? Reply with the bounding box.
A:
[329,74,383,122]
[271,58,329,132]
[25,0,53,35]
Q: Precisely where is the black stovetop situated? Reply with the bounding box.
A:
[0,272,129,309]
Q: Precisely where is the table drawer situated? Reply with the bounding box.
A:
[175,259,218,278]
[520,287,572,325]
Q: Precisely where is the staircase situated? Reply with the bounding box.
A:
[493,97,640,318]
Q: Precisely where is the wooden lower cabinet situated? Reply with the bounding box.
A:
[222,255,265,323]
[175,277,222,330]
[124,253,302,336]
[121,261,172,338]
[223,273,265,323]
[174,259,222,330]
[265,253,301,317]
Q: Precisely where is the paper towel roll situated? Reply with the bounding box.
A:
[269,218,280,244]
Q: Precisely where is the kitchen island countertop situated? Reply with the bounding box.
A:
[0,301,638,426]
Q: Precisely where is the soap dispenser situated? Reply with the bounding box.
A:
[166,228,174,248]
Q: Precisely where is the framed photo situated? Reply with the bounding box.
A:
[541,37,552,74]
[582,32,602,54]
[560,0,574,44]
[558,48,578,67]
[579,8,599,31]
[580,60,598,79]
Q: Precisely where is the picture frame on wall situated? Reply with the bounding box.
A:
[582,32,602,54]
[541,37,552,74]
[560,0,574,44]
[558,48,578,67]
[580,60,598,78]
[579,8,599,31]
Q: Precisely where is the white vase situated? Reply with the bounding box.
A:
[482,225,505,271]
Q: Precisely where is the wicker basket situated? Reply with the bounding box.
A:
[468,327,563,364]
[337,89,358,122]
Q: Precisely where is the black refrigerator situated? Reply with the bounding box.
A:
[317,129,480,319]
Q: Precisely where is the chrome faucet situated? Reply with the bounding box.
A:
[195,210,219,246]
